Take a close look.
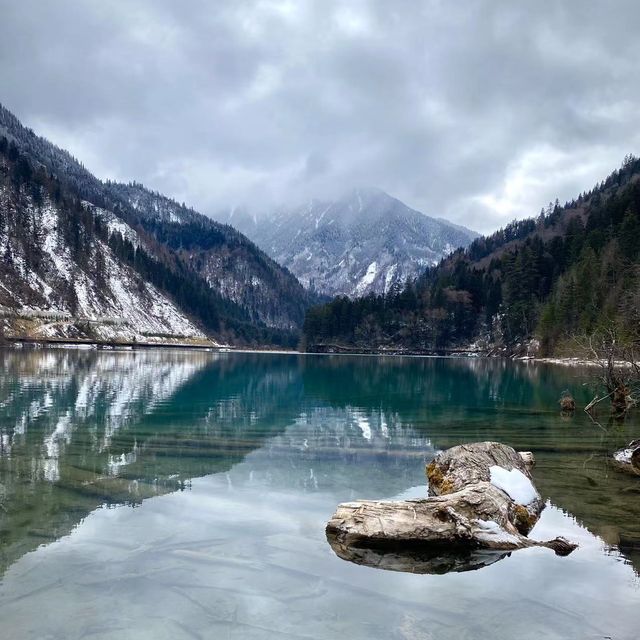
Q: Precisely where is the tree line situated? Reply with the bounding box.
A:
[303,155,640,355]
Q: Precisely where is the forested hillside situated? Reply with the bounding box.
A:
[303,156,640,355]
[0,102,314,346]
[0,136,207,342]
[104,182,313,331]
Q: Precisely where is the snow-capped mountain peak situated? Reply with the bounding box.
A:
[225,188,478,297]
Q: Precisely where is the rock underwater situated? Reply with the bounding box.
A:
[326,442,577,573]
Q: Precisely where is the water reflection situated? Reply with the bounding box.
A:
[326,534,511,574]
[0,349,639,639]
[0,350,436,576]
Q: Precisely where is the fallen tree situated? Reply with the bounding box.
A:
[326,442,576,572]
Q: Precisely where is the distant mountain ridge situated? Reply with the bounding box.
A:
[0,102,315,345]
[225,187,478,298]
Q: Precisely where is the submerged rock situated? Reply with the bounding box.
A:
[326,442,576,572]
[559,391,576,413]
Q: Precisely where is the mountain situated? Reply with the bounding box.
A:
[0,140,208,344]
[225,188,478,297]
[102,182,313,332]
[0,102,313,346]
[302,155,640,356]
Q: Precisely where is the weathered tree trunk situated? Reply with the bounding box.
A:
[426,441,543,534]
[326,442,577,571]
[518,450,535,466]
[612,439,640,477]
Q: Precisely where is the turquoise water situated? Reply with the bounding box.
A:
[0,349,638,639]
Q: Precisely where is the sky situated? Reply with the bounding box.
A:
[1,1,639,234]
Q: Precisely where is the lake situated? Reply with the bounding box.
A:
[0,348,638,639]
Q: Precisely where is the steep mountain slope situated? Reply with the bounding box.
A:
[0,102,313,344]
[104,182,311,331]
[0,142,207,343]
[303,156,640,355]
[226,188,478,297]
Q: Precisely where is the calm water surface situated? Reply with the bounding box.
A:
[0,349,638,639]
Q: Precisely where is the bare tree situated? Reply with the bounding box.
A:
[575,324,640,414]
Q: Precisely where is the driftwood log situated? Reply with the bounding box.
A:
[326,442,577,572]
[612,439,640,477]
[426,441,543,534]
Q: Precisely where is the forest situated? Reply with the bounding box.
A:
[303,155,640,356]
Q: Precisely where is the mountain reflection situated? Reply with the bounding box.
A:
[0,350,210,484]
[0,350,431,575]
[0,349,639,579]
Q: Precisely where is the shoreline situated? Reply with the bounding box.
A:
[1,337,625,367]
[530,356,634,368]
[1,335,302,355]
[4,336,220,352]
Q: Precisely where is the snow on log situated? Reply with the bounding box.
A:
[326,442,576,571]
[426,441,543,534]
[612,439,640,477]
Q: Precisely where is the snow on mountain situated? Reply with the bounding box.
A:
[225,187,479,298]
[87,202,141,249]
[104,182,314,331]
[0,167,206,343]
[0,102,315,344]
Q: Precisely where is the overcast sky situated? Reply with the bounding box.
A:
[1,1,639,233]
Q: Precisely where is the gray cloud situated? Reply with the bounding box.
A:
[1,0,639,233]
